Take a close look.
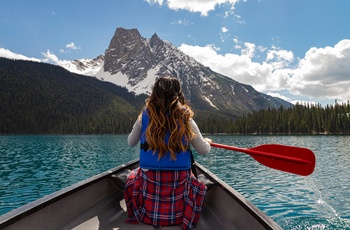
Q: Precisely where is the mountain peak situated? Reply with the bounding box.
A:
[150,33,162,47]
[114,27,141,41]
[107,27,143,52]
[104,28,152,77]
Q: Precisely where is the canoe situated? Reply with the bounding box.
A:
[0,159,282,230]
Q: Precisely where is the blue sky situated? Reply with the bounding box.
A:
[1,0,350,106]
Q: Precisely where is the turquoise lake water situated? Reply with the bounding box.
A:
[0,135,350,229]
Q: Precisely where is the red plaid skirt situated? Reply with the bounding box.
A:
[124,167,207,229]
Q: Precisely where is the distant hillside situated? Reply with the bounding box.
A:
[0,58,147,134]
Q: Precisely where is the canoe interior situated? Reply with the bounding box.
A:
[0,159,282,230]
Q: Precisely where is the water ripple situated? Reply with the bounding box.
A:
[0,135,138,214]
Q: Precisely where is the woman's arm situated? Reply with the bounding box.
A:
[190,119,212,155]
[128,118,142,147]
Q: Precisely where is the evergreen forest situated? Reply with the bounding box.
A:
[0,58,146,134]
[203,102,350,134]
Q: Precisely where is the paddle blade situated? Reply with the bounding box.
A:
[211,143,316,176]
[250,144,316,176]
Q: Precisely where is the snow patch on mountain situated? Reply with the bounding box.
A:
[241,85,249,93]
[231,85,236,95]
[62,56,104,76]
[95,64,129,87]
[203,96,219,110]
[93,62,159,95]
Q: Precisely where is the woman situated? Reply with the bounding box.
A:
[125,75,212,229]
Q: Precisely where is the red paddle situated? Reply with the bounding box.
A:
[211,143,316,176]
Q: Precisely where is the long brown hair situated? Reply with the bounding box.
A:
[144,76,196,160]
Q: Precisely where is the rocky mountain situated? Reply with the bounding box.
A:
[67,27,292,117]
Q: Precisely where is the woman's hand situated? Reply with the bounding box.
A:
[204,138,213,144]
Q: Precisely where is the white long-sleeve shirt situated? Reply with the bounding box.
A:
[127,118,211,155]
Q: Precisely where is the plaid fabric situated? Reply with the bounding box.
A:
[124,167,207,229]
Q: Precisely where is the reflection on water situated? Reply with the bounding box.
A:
[0,135,350,229]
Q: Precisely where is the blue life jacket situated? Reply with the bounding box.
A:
[139,110,192,170]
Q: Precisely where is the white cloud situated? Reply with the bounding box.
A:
[266,49,294,63]
[66,42,80,50]
[145,0,164,5]
[266,92,292,103]
[288,39,350,102]
[171,18,192,26]
[147,0,240,16]
[59,42,81,54]
[257,45,267,53]
[0,48,74,67]
[265,49,294,69]
[179,39,350,105]
[0,48,41,62]
[220,28,230,43]
[179,43,273,91]
[221,27,228,33]
[241,42,255,58]
[0,48,77,73]
[267,92,318,105]
[233,14,245,24]
[233,37,241,49]
[41,49,70,66]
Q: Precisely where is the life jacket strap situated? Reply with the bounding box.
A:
[140,142,190,152]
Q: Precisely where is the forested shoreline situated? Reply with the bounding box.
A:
[3,101,349,135]
[213,102,350,135]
